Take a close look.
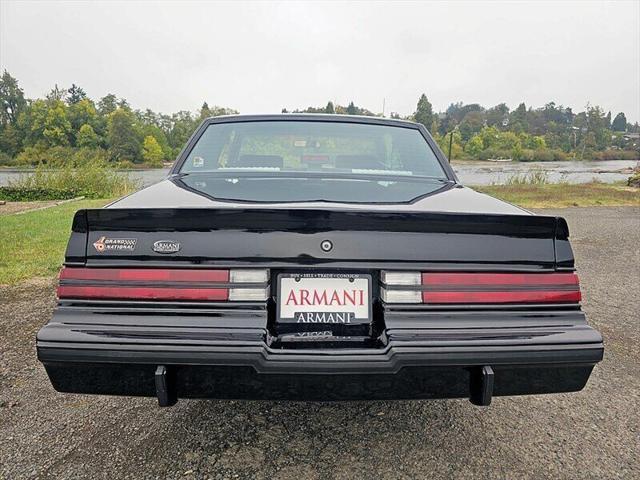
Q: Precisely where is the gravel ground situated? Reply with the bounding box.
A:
[1,206,638,479]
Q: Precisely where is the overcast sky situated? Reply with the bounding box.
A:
[1,0,639,121]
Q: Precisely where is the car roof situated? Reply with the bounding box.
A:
[202,113,421,129]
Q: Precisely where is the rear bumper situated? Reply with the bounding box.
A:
[36,306,604,404]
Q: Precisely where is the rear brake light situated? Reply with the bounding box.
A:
[381,271,581,305]
[57,267,269,302]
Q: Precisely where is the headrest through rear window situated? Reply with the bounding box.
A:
[235,155,283,168]
[335,154,380,169]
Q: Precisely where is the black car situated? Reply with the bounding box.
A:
[36,114,603,406]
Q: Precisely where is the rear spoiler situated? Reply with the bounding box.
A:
[64,208,574,269]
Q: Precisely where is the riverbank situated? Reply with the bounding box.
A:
[475,182,640,208]
[1,159,639,187]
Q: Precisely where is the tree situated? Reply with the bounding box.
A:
[43,100,72,147]
[199,102,212,120]
[325,101,335,114]
[142,135,164,166]
[68,98,98,136]
[485,103,510,127]
[510,102,528,132]
[459,111,485,141]
[98,94,118,115]
[67,84,87,104]
[108,108,141,162]
[414,94,434,131]
[139,123,171,159]
[46,84,68,103]
[76,124,99,148]
[466,135,484,157]
[167,110,196,155]
[0,123,22,156]
[346,102,357,115]
[612,112,627,132]
[0,70,27,125]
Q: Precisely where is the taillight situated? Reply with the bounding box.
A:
[57,267,269,302]
[380,271,581,305]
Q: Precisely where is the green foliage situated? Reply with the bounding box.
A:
[0,186,78,201]
[76,124,99,148]
[465,135,484,157]
[98,93,118,115]
[108,108,141,162]
[612,112,627,132]
[0,123,21,156]
[6,159,139,199]
[67,84,87,104]
[504,170,549,185]
[414,94,434,132]
[0,150,15,166]
[0,70,27,125]
[459,111,484,141]
[142,135,164,166]
[325,101,335,114]
[68,99,99,138]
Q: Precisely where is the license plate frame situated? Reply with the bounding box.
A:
[276,272,373,326]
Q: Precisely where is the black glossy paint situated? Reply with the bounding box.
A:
[37,114,602,404]
[63,207,567,270]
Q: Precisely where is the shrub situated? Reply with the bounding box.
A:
[0,187,77,201]
[71,147,110,166]
[551,149,568,161]
[514,148,535,162]
[478,148,512,161]
[465,135,484,157]
[115,159,136,169]
[16,146,71,166]
[0,151,17,166]
[505,170,549,185]
[592,149,639,161]
[6,159,140,199]
[532,149,555,162]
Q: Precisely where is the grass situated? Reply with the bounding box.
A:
[0,199,111,285]
[475,182,640,208]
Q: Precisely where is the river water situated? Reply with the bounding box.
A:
[0,160,637,187]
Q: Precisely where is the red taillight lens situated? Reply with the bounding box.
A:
[57,267,268,302]
[59,268,229,283]
[422,273,581,303]
[421,272,581,304]
[57,285,229,301]
[381,271,581,304]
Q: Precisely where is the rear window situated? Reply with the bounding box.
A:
[180,120,447,179]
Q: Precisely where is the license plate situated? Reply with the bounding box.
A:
[277,273,372,325]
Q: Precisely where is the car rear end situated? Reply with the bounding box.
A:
[37,207,603,406]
